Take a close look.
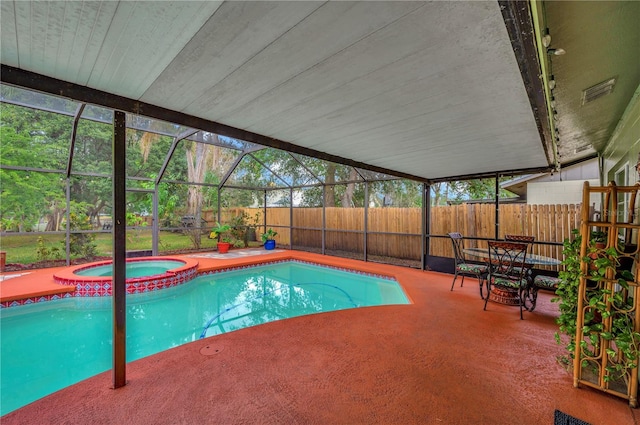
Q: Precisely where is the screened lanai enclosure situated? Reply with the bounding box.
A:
[1,84,572,274]
[1,84,426,267]
[8,0,634,276]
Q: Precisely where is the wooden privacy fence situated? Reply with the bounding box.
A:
[215,204,580,263]
[430,203,581,264]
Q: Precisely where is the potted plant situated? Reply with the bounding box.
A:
[261,228,278,250]
[210,222,232,253]
[554,230,614,350]
[553,228,638,391]
[587,230,608,269]
[590,230,607,248]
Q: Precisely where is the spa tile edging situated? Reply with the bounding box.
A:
[2,292,74,308]
[2,260,198,308]
[1,268,198,308]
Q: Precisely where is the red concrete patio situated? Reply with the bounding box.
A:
[1,250,637,424]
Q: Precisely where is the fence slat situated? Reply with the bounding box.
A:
[210,204,580,260]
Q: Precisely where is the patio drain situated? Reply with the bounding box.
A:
[200,345,224,356]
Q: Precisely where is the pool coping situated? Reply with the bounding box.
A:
[52,257,199,297]
[54,257,195,282]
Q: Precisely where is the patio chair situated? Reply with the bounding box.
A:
[505,235,535,243]
[484,241,530,319]
[505,235,535,276]
[524,274,561,312]
[448,232,489,299]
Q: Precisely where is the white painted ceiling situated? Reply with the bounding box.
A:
[1,1,553,181]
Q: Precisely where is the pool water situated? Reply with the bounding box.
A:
[74,260,185,278]
[0,261,408,415]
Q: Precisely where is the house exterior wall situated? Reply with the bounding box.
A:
[603,84,640,185]
[527,179,600,205]
[536,160,599,182]
[500,159,600,200]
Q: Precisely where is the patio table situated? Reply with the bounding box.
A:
[463,248,561,267]
[463,247,561,306]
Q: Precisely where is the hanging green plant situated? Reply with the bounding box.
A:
[553,229,583,368]
[553,228,638,389]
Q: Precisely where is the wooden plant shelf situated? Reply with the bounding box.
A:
[574,182,640,407]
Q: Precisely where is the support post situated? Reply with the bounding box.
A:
[152,187,159,255]
[289,188,293,249]
[423,183,430,271]
[494,173,500,240]
[112,111,127,389]
[322,186,326,255]
[217,187,221,225]
[65,178,71,266]
[364,182,369,262]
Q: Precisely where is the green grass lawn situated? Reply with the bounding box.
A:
[0,230,228,265]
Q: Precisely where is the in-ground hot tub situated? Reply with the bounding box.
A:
[53,257,199,296]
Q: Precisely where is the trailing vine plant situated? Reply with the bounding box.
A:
[553,229,583,369]
[553,228,638,389]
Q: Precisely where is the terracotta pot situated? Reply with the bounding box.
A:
[217,242,231,254]
[588,242,607,270]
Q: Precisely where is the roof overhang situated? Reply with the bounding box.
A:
[0,1,566,182]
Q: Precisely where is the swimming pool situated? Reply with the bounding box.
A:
[74,259,186,278]
[51,257,199,297]
[0,260,408,415]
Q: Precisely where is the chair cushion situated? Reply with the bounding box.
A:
[511,266,531,274]
[533,275,561,290]
[491,276,528,289]
[457,263,488,274]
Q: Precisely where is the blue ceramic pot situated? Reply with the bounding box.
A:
[264,239,276,250]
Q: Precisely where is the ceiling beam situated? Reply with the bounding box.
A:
[429,165,553,184]
[499,0,555,168]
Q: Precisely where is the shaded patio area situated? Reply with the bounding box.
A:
[1,250,636,424]
[1,1,639,423]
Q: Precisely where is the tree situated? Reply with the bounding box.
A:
[431,178,516,206]
[182,134,235,247]
[367,179,422,207]
[0,108,70,231]
[341,168,360,207]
